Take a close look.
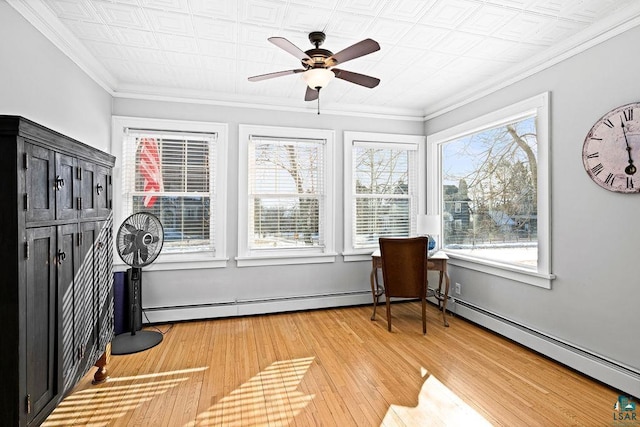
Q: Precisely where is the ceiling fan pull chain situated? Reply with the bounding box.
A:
[316,87,321,115]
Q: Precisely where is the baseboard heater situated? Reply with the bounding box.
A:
[452,298,640,398]
[142,289,373,324]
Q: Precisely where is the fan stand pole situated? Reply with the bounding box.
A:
[111,266,163,355]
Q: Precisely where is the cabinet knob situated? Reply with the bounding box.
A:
[96,183,104,195]
[57,250,66,264]
[55,176,65,190]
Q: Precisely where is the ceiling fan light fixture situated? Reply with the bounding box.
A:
[303,68,334,89]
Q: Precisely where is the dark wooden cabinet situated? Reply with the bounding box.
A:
[0,116,115,426]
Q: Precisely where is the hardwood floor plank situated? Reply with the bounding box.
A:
[46,303,625,426]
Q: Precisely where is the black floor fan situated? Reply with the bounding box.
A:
[112,212,164,355]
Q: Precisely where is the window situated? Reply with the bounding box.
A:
[427,93,553,288]
[112,117,228,270]
[237,125,335,267]
[343,131,425,261]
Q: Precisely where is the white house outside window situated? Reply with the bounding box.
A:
[427,93,554,288]
[237,125,336,267]
[343,131,425,261]
[112,116,228,270]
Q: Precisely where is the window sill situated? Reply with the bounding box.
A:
[342,250,376,262]
[445,252,555,289]
[114,252,228,272]
[235,252,337,267]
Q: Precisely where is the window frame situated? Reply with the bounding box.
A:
[111,116,228,271]
[343,131,426,262]
[237,124,336,267]
[427,92,554,288]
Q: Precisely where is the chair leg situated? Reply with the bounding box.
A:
[421,296,427,335]
[386,299,392,332]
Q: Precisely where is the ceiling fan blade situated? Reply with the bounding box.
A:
[304,86,318,102]
[248,69,306,82]
[268,37,312,63]
[329,39,380,65]
[332,69,380,88]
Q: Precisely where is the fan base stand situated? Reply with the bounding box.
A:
[111,330,163,355]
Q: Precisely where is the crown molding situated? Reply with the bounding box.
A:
[423,4,640,121]
[113,84,426,121]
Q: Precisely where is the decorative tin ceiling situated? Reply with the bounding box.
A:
[9,0,640,117]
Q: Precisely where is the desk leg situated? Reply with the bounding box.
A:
[370,262,379,321]
[440,270,450,327]
[437,271,444,310]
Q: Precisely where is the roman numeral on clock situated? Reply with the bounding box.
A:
[604,119,614,128]
[591,163,604,175]
[604,173,615,185]
[623,108,634,122]
[628,177,634,189]
[586,152,599,159]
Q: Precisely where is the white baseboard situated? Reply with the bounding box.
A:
[453,299,640,398]
[142,290,373,324]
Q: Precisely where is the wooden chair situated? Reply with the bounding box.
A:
[376,236,429,334]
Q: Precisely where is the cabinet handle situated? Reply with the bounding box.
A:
[96,183,104,195]
[57,250,66,264]
[55,176,65,190]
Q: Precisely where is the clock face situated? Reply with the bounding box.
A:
[582,102,640,193]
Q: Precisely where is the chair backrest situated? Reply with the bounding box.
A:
[379,237,428,299]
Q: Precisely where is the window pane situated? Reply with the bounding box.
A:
[251,197,320,248]
[132,195,211,251]
[354,196,410,246]
[353,146,414,249]
[126,132,216,255]
[441,116,537,267]
[249,138,324,250]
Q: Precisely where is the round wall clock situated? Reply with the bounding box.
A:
[583,102,640,193]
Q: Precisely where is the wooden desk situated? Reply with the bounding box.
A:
[371,250,450,327]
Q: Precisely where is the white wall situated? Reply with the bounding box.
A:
[0,1,111,151]
[425,24,640,373]
[112,98,424,320]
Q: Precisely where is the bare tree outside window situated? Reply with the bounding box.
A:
[353,146,416,248]
[249,139,323,249]
[441,116,537,267]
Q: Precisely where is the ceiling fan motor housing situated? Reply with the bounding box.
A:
[308,31,326,47]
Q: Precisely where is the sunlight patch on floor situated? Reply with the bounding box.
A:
[187,357,315,426]
[41,367,206,426]
[382,368,493,426]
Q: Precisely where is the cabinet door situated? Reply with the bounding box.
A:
[59,223,80,392]
[94,219,114,352]
[55,153,78,221]
[78,160,97,219]
[24,143,55,223]
[95,166,111,218]
[76,221,99,379]
[78,162,111,219]
[25,227,59,424]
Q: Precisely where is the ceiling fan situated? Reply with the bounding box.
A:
[248,31,381,111]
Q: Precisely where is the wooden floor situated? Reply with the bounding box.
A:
[44,302,622,426]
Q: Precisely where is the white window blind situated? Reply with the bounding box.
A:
[248,135,325,251]
[122,128,217,254]
[352,141,418,249]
